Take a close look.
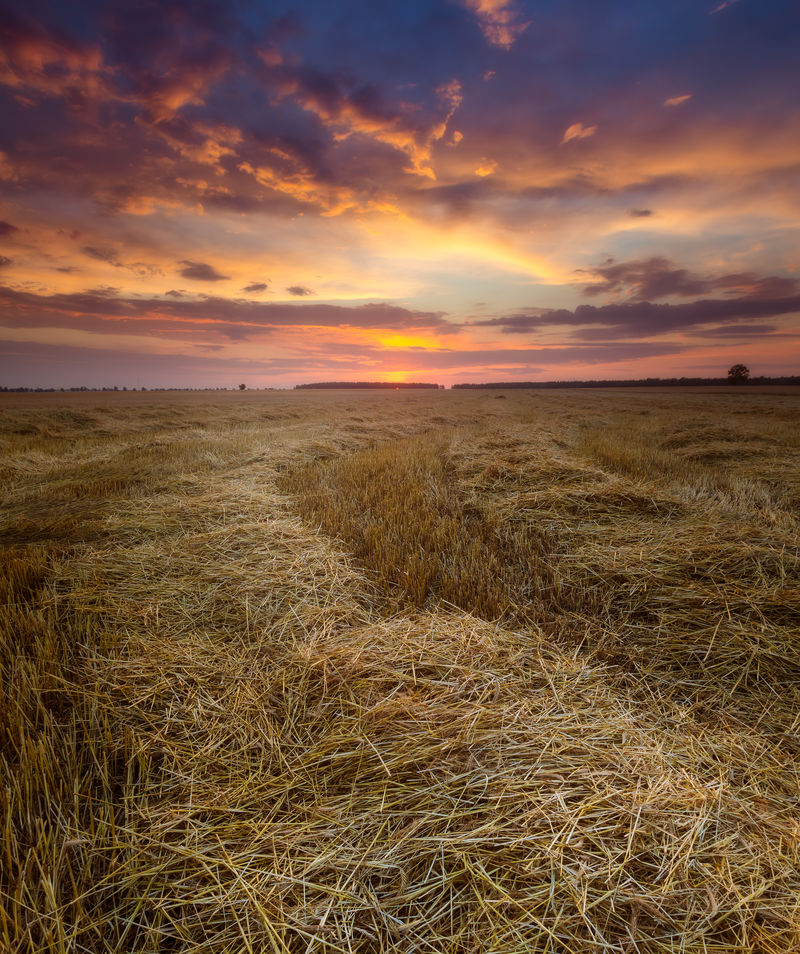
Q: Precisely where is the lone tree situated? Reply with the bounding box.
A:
[238,383,246,390]
[727,364,750,384]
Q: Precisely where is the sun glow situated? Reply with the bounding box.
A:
[375,333,441,350]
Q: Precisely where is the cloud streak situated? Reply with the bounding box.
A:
[581,258,800,302]
[0,284,450,341]
[476,295,800,338]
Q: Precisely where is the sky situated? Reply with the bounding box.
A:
[0,0,799,388]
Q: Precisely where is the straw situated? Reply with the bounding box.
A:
[2,387,798,952]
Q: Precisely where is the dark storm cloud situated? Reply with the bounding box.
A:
[178,261,230,281]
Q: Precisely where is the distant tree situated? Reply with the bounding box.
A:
[238,383,246,390]
[727,364,750,384]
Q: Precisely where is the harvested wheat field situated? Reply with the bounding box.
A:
[2,386,799,953]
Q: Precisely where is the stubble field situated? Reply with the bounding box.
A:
[2,386,799,953]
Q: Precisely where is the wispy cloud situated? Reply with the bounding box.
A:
[664,94,692,107]
[561,122,597,144]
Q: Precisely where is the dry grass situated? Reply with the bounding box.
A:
[1,387,799,952]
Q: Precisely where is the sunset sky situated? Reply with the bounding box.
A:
[1,0,799,387]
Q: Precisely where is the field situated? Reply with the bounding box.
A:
[2,386,799,953]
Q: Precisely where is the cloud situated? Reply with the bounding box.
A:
[462,1,530,49]
[581,257,800,302]
[0,256,12,268]
[0,284,449,341]
[474,159,498,177]
[243,282,268,293]
[82,245,119,263]
[701,323,778,337]
[561,122,597,145]
[178,260,230,282]
[286,285,312,297]
[0,337,685,390]
[664,94,692,107]
[263,55,463,182]
[165,289,185,298]
[0,220,19,236]
[0,339,270,389]
[582,257,712,300]
[0,8,109,102]
[629,208,653,217]
[475,294,800,338]
[711,0,739,13]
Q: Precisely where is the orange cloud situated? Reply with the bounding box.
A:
[0,19,109,101]
[284,74,462,181]
[463,0,530,49]
[664,94,692,107]
[167,123,242,170]
[239,159,369,216]
[561,122,597,144]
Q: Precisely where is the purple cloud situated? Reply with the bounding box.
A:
[82,245,119,263]
[477,294,800,338]
[179,261,230,282]
[581,258,800,303]
[0,284,449,340]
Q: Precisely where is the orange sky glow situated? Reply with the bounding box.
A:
[1,0,798,387]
